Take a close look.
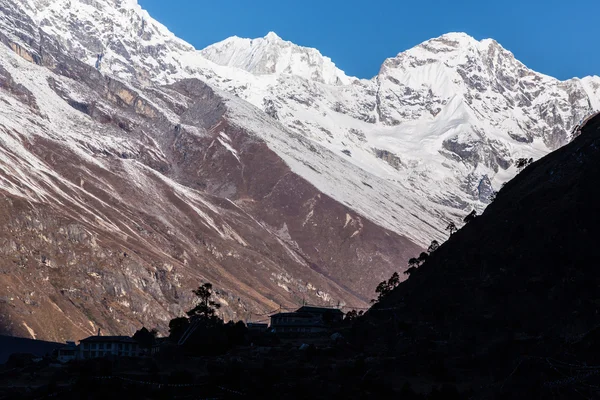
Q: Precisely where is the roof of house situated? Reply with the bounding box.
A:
[80,336,138,343]
[58,343,78,350]
[296,306,344,315]
[273,324,327,329]
[270,312,315,319]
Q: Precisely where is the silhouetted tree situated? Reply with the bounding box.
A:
[373,272,401,302]
[344,310,364,322]
[187,282,221,320]
[388,271,400,287]
[489,191,498,202]
[133,327,157,349]
[373,282,389,303]
[168,317,190,342]
[408,257,420,268]
[165,282,248,356]
[404,252,429,277]
[404,266,417,276]
[516,157,533,171]
[463,210,477,224]
[446,222,457,236]
[427,240,440,253]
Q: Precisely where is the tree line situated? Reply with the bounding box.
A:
[372,207,480,304]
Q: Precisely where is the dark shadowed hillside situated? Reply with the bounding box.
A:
[357,113,600,398]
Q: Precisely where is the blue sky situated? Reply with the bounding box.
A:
[138,0,598,80]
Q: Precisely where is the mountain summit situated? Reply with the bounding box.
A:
[200,32,353,85]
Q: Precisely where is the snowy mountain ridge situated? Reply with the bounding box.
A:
[200,31,353,86]
[3,0,600,248]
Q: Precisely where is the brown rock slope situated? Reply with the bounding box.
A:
[0,20,421,341]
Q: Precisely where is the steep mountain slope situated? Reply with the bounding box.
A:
[360,113,600,397]
[0,8,422,341]
[9,0,599,246]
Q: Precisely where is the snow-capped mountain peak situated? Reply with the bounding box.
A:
[264,31,282,41]
[200,32,353,85]
[420,32,480,50]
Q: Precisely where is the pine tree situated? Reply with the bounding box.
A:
[446,222,457,236]
[187,283,221,319]
[427,240,440,253]
[463,210,477,224]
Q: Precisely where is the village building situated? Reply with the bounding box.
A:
[247,322,269,333]
[56,341,79,363]
[296,306,344,324]
[269,306,344,333]
[79,336,143,359]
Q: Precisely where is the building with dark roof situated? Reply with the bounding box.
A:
[79,335,142,358]
[270,306,344,334]
[247,322,269,333]
[56,341,78,363]
[296,306,344,323]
